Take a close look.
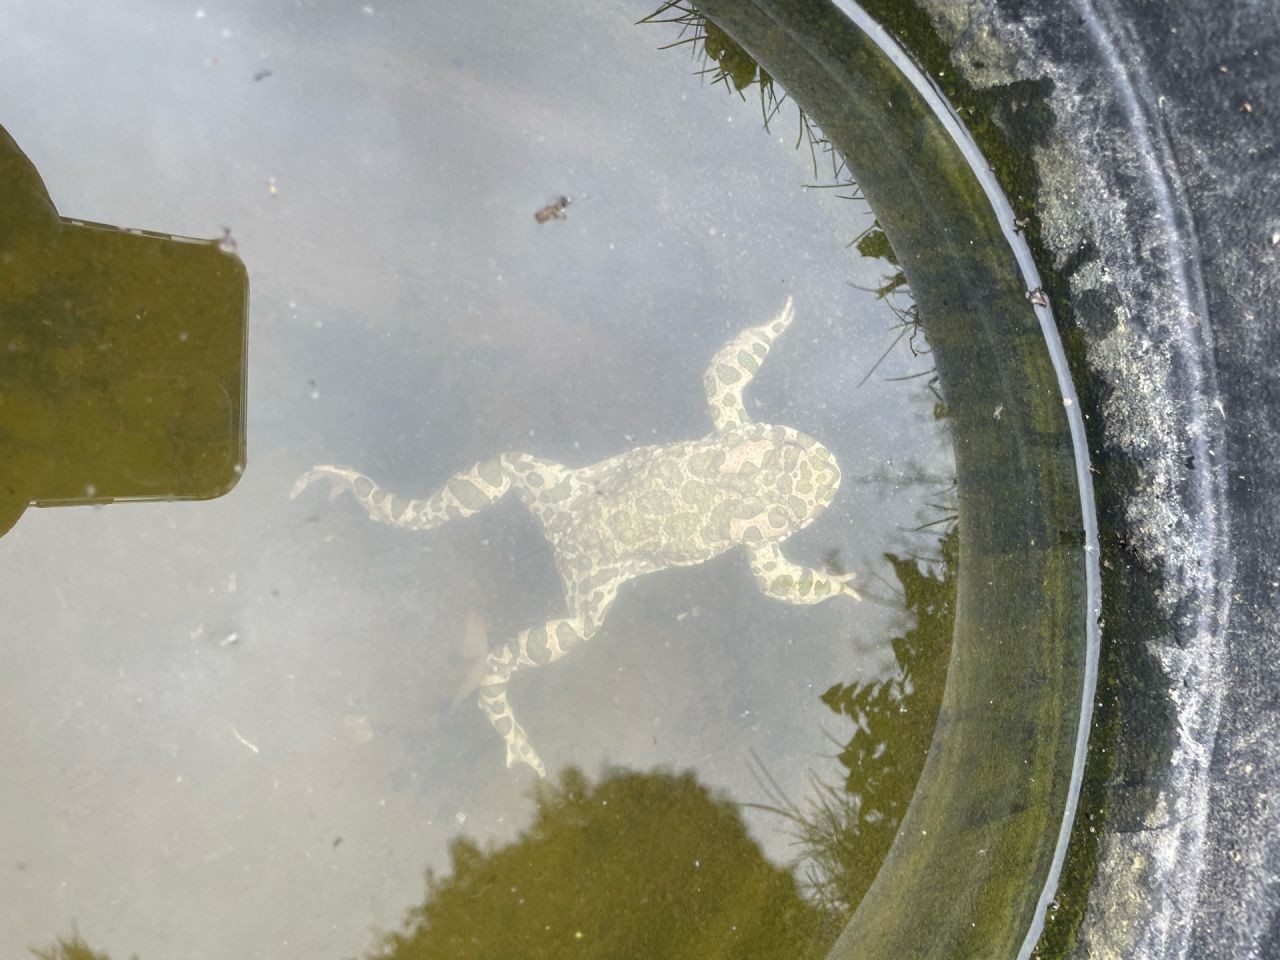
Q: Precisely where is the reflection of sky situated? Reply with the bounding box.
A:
[0,2,953,958]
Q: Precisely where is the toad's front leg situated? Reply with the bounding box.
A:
[746,541,862,603]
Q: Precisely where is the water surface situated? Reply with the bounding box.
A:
[0,3,954,957]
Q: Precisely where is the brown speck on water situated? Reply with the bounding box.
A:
[253,68,273,82]
[535,196,570,223]
[1026,288,1049,307]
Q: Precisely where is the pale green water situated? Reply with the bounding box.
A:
[0,3,962,959]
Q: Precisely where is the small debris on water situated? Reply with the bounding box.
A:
[232,728,260,754]
[535,196,570,223]
[343,714,374,744]
[253,68,273,82]
[1026,288,1049,307]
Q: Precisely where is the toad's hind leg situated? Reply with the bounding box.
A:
[477,573,622,777]
[290,453,559,531]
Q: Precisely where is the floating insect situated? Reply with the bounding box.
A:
[534,196,571,223]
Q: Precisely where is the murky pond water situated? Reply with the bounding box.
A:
[0,3,976,959]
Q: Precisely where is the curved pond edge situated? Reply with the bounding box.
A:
[691,1,1101,956]
[830,4,1102,952]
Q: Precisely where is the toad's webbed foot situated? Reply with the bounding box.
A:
[704,296,796,431]
[291,465,365,502]
[506,724,547,778]
[478,646,550,778]
[476,580,621,777]
[747,541,862,604]
[291,458,515,531]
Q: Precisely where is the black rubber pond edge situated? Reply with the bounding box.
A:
[849,1,1279,958]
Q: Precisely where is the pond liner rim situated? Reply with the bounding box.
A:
[828,2,1102,954]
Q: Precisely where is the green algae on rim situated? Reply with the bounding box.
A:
[690,0,1101,957]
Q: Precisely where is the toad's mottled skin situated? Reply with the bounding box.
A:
[292,298,859,776]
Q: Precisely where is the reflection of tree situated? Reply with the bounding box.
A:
[29,767,830,960]
[25,553,955,960]
[370,767,828,960]
[29,540,957,959]
[753,526,957,917]
[30,930,133,960]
